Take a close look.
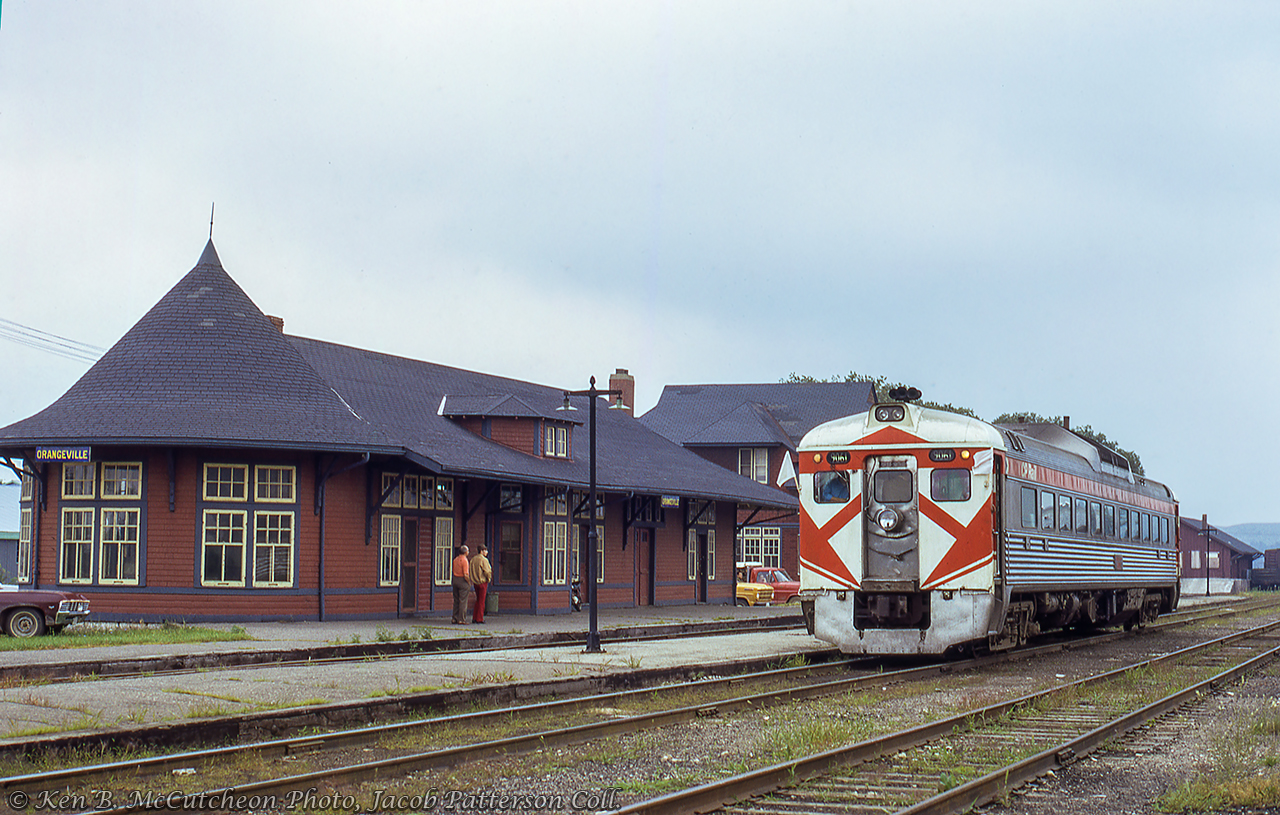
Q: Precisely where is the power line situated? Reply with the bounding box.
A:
[0,318,105,364]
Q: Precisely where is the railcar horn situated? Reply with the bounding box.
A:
[888,386,922,402]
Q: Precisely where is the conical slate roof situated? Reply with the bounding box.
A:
[0,241,396,452]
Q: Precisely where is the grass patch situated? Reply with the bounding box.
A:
[0,622,253,652]
[1156,703,1280,811]
[757,716,870,764]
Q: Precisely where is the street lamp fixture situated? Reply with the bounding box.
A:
[560,376,624,653]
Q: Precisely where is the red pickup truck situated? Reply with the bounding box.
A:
[736,563,801,604]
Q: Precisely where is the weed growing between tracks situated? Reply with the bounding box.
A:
[0,622,253,652]
[1154,664,1280,812]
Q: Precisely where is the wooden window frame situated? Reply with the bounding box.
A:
[62,463,96,500]
[380,514,402,586]
[17,508,32,584]
[381,473,403,509]
[201,509,247,587]
[101,462,143,499]
[253,511,294,587]
[99,507,140,585]
[60,507,95,584]
[542,520,568,585]
[203,464,249,502]
[400,475,419,510]
[435,478,455,511]
[433,516,454,586]
[738,448,768,483]
[254,465,296,503]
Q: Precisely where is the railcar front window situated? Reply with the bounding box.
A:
[814,471,850,504]
[1021,487,1037,528]
[874,470,913,504]
[932,469,971,502]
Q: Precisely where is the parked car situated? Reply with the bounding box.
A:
[0,586,90,637]
[739,564,801,603]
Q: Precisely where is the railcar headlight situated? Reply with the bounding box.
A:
[876,508,900,532]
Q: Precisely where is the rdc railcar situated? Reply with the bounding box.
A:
[797,398,1179,655]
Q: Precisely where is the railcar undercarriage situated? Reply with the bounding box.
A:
[811,586,1177,655]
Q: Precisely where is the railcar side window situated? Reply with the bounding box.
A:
[1118,508,1129,539]
[931,469,970,502]
[1104,504,1115,537]
[1142,513,1151,541]
[814,471,850,504]
[1074,498,1088,534]
[1039,490,1055,528]
[1161,517,1169,544]
[1090,502,1102,536]
[1021,487,1037,528]
[1058,494,1072,531]
[874,470,913,504]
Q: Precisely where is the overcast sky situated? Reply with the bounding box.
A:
[1,2,1276,527]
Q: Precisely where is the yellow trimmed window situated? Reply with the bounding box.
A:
[201,510,247,586]
[100,508,140,584]
[254,466,295,503]
[253,512,293,586]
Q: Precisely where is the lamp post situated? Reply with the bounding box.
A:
[1202,514,1211,597]
[559,376,625,653]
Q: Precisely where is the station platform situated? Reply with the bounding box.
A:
[0,604,822,744]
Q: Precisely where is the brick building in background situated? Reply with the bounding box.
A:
[640,381,874,579]
[0,241,789,622]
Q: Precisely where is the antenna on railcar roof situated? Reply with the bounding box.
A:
[888,386,921,402]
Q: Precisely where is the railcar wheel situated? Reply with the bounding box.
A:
[6,608,45,638]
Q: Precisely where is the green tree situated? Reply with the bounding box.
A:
[993,412,1143,476]
[782,375,1142,475]
[783,371,978,418]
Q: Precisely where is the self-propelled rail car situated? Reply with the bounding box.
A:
[797,401,1179,655]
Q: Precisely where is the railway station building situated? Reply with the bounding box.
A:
[1176,516,1260,595]
[639,381,873,577]
[0,241,791,622]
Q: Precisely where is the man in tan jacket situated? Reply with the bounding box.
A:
[469,543,493,624]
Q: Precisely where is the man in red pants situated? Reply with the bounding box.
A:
[469,544,492,624]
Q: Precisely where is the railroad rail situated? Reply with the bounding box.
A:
[4,598,1273,813]
[0,613,807,684]
[615,619,1280,815]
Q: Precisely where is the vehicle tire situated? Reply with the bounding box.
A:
[735,598,748,607]
[6,608,45,638]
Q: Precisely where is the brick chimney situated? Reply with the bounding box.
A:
[267,315,285,333]
[609,368,635,416]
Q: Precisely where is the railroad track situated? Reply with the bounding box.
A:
[615,618,1280,815]
[3,599,1273,814]
[0,614,808,684]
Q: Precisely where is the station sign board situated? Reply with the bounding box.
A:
[34,447,92,463]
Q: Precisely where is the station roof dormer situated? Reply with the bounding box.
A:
[438,394,581,424]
